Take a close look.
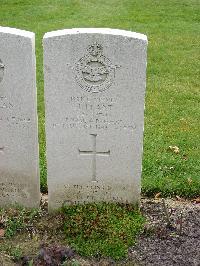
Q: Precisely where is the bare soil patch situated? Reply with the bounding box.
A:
[130,198,200,266]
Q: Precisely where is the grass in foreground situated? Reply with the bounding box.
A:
[62,203,145,260]
[0,203,145,262]
[0,0,199,197]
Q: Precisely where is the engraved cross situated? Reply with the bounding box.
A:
[79,134,110,181]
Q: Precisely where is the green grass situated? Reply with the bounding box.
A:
[62,202,145,259]
[0,204,145,260]
[0,0,199,197]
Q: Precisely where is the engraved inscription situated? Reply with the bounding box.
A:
[0,182,29,199]
[52,95,136,131]
[75,42,119,93]
[79,134,110,181]
[0,96,31,128]
[0,96,13,109]
[53,183,133,206]
[0,115,31,128]
[0,59,4,83]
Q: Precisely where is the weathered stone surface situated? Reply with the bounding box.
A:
[43,28,147,211]
[0,27,40,208]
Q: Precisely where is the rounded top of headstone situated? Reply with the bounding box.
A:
[0,26,34,39]
[43,28,147,43]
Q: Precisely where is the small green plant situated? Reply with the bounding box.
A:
[5,212,25,238]
[62,259,80,266]
[0,207,40,238]
[62,203,145,260]
[10,246,23,261]
[28,260,34,266]
[0,244,23,262]
[70,260,81,266]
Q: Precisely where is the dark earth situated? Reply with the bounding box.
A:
[129,198,200,266]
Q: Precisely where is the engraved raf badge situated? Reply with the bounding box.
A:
[0,59,4,83]
[75,42,119,93]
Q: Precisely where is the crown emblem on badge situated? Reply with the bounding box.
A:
[87,42,103,57]
[75,42,119,93]
[0,59,4,83]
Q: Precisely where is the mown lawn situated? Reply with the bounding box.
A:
[0,0,199,197]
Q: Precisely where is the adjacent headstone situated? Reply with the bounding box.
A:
[43,28,147,211]
[0,27,40,208]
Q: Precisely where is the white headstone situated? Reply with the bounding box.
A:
[43,28,147,211]
[0,27,40,208]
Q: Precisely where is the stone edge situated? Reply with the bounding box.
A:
[43,28,147,43]
[0,26,34,40]
[0,25,40,208]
